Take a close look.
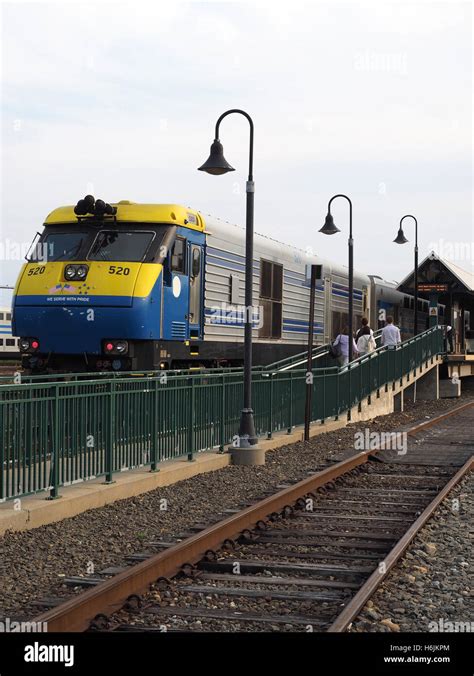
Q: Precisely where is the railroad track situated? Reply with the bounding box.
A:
[31,402,473,633]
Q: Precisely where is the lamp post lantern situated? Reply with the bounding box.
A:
[319,194,354,362]
[394,215,418,336]
[199,109,261,460]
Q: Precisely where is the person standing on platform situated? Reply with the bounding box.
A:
[333,326,358,366]
[381,316,401,347]
[356,317,376,356]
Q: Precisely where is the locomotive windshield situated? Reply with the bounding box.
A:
[29,231,89,262]
[27,223,174,264]
[88,230,156,262]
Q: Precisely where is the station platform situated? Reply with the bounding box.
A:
[443,353,474,378]
[0,351,465,536]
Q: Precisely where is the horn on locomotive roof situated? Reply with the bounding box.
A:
[74,195,117,219]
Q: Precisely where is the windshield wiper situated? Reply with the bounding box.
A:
[53,240,83,262]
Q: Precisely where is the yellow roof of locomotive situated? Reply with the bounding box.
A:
[44,202,205,232]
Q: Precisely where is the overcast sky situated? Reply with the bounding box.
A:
[1,0,472,303]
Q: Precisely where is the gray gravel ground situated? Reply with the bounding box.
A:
[0,391,472,621]
[111,463,454,632]
[350,472,473,633]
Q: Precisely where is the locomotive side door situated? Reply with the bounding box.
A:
[162,236,190,341]
[188,243,203,340]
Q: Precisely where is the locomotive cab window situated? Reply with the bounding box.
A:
[88,231,155,262]
[171,237,186,274]
[30,231,89,262]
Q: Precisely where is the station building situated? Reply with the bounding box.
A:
[397,252,474,378]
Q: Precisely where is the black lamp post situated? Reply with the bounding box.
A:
[198,109,257,448]
[394,215,418,336]
[320,194,354,362]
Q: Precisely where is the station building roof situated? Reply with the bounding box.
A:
[397,252,474,296]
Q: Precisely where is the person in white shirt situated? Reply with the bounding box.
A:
[333,326,359,366]
[355,318,376,356]
[381,316,401,347]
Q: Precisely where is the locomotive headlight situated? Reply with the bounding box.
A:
[64,265,77,280]
[115,340,128,354]
[64,264,89,281]
[19,338,30,352]
[76,265,88,279]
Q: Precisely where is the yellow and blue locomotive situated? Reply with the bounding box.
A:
[13,198,206,372]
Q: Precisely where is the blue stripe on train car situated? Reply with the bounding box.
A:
[283,318,324,328]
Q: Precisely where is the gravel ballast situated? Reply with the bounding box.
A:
[349,472,473,633]
[0,392,472,622]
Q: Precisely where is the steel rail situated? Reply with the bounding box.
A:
[32,452,370,632]
[31,400,473,632]
[328,454,473,632]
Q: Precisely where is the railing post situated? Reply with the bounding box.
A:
[188,376,195,461]
[267,374,273,439]
[219,373,226,450]
[104,380,116,484]
[378,348,382,394]
[150,378,159,472]
[287,371,293,434]
[48,385,61,499]
[398,345,402,385]
[368,353,372,398]
[347,363,352,421]
[320,370,325,424]
[359,359,362,410]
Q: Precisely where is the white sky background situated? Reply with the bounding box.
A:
[0,0,472,303]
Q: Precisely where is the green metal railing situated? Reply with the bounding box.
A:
[0,326,444,501]
[0,364,249,386]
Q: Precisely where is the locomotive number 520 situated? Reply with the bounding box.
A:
[108,266,130,276]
